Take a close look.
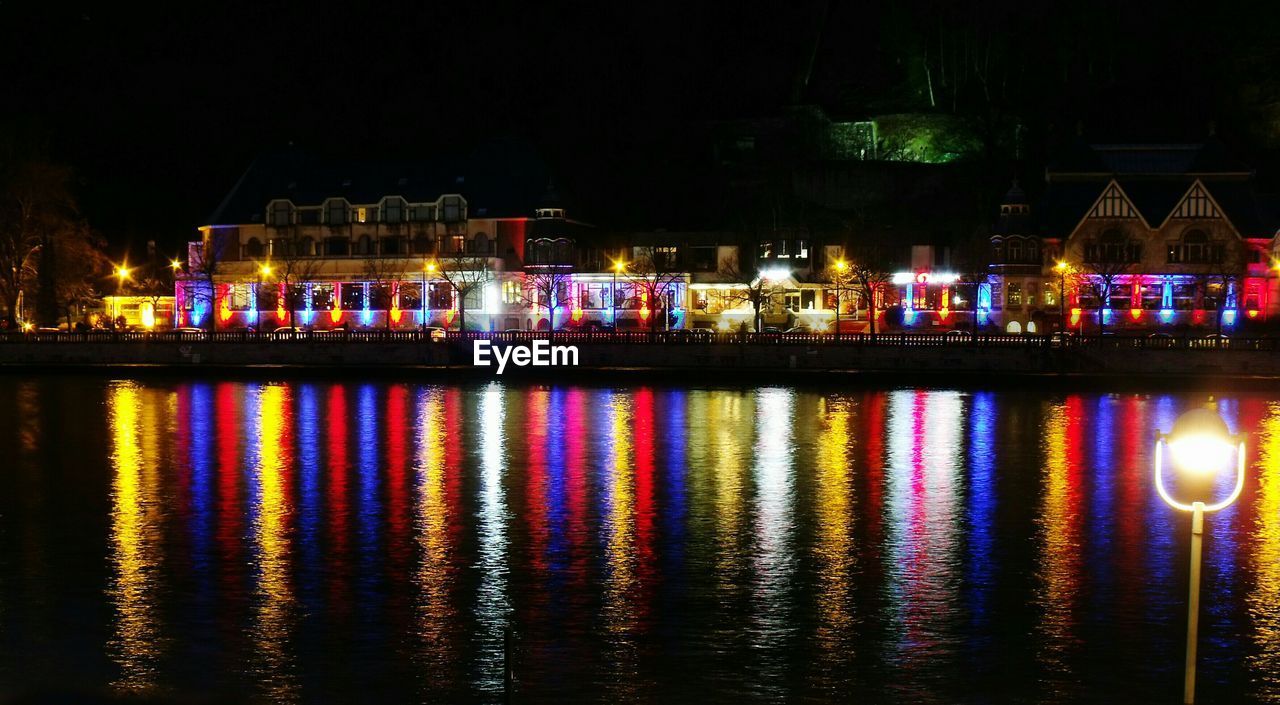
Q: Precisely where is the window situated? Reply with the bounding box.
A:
[502,281,521,304]
[758,241,773,259]
[442,196,464,222]
[553,239,572,264]
[414,235,432,255]
[450,235,465,254]
[1173,283,1196,310]
[297,208,321,225]
[654,246,678,270]
[245,238,264,258]
[1006,283,1022,307]
[311,284,335,311]
[326,200,347,225]
[355,207,368,224]
[399,283,422,310]
[1008,240,1022,262]
[411,204,435,222]
[381,237,402,255]
[268,202,292,226]
[472,233,491,255]
[1108,284,1132,310]
[324,237,350,256]
[992,239,1004,262]
[299,237,315,256]
[341,284,364,310]
[1043,287,1057,307]
[1026,282,1038,307]
[1088,229,1140,263]
[795,240,809,259]
[355,235,373,256]
[691,246,716,272]
[1142,283,1163,310]
[382,198,404,224]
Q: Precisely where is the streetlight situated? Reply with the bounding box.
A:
[113,264,131,328]
[257,263,272,331]
[1154,402,1246,705]
[833,259,848,341]
[612,258,626,336]
[1054,260,1068,333]
[422,260,437,333]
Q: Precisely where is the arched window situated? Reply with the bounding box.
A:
[245,238,264,258]
[299,237,315,257]
[1006,320,1022,334]
[553,239,572,264]
[473,233,491,255]
[992,237,1004,262]
[355,235,373,256]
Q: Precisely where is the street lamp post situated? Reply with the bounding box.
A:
[422,261,437,336]
[1055,260,1068,333]
[833,259,847,341]
[258,263,272,332]
[1154,403,1247,705]
[612,258,625,338]
[114,265,130,329]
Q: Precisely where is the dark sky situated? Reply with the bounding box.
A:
[4,1,1280,256]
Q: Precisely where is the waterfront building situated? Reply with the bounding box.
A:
[988,140,1280,334]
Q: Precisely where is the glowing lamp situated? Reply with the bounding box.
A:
[1160,308,1175,323]
[939,307,950,321]
[1130,308,1142,321]
[330,307,343,324]
[639,307,650,321]
[21,321,34,333]
[277,305,287,321]
[1153,403,1246,704]
[1223,310,1237,325]
[260,264,272,277]
[444,309,456,327]
[219,298,233,323]
[571,308,583,322]
[1248,309,1259,319]
[170,259,183,272]
[760,267,790,282]
[390,307,403,324]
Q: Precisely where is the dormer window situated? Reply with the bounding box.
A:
[381,197,404,224]
[441,195,465,222]
[355,207,368,224]
[325,199,347,225]
[268,201,293,227]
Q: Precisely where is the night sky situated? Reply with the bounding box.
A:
[5,1,1280,256]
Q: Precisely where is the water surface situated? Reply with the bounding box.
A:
[0,376,1277,703]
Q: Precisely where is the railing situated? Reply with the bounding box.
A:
[0,329,1274,350]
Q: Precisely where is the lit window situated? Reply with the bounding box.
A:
[356,207,368,223]
[502,281,521,304]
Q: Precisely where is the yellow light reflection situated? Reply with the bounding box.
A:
[1249,402,1280,698]
[414,388,456,685]
[250,385,297,700]
[814,397,856,672]
[602,394,639,696]
[1035,400,1083,677]
[107,383,164,692]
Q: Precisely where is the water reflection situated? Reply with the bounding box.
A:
[9,381,1275,703]
[245,385,298,700]
[107,382,165,691]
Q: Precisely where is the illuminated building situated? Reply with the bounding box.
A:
[988,140,1280,333]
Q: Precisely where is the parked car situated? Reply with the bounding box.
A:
[424,326,447,341]
[784,325,813,334]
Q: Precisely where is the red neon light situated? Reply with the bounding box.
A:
[1129,308,1142,321]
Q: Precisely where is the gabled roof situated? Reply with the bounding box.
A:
[206,143,564,226]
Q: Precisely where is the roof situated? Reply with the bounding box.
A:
[206,142,564,226]
[1033,178,1280,238]
[1048,139,1252,178]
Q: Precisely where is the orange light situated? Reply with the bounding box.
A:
[571,308,583,322]
[639,307,650,321]
[939,307,950,321]
[1248,309,1260,319]
[444,309,456,327]
[277,305,286,321]
[390,307,403,324]
[330,307,343,324]
[1070,307,1082,325]
[1130,308,1142,321]
[219,294,233,322]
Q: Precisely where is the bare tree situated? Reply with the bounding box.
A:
[1082,259,1134,338]
[0,151,79,327]
[265,230,324,331]
[825,258,855,338]
[189,230,231,332]
[522,268,572,335]
[362,254,408,330]
[951,230,994,339]
[844,244,896,336]
[51,224,109,329]
[435,254,492,332]
[720,257,786,332]
[625,246,686,333]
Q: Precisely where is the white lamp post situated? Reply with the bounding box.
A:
[1154,404,1246,705]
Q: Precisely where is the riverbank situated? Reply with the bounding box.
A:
[2,338,1280,388]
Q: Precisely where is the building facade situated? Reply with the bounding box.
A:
[987,141,1280,334]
